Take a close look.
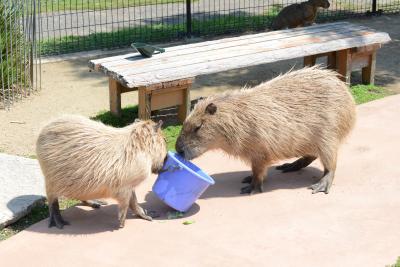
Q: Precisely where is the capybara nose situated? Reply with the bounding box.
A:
[175,138,184,155]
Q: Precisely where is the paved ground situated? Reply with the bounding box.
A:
[0,94,399,266]
[0,154,45,229]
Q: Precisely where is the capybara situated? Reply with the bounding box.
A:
[36,115,167,229]
[271,0,330,30]
[176,66,356,194]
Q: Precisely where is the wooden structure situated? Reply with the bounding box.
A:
[89,22,390,122]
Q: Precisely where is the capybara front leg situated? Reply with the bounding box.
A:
[48,198,69,229]
[129,190,152,221]
[240,162,269,194]
[276,156,317,173]
[81,199,108,209]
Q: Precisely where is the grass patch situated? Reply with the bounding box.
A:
[388,257,400,267]
[90,105,181,151]
[351,84,390,104]
[40,8,280,55]
[39,0,188,12]
[0,198,79,241]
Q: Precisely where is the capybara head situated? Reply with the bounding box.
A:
[176,100,223,160]
[134,119,167,173]
[311,0,330,8]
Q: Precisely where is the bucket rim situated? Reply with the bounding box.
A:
[167,151,215,185]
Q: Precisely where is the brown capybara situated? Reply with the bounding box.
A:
[176,66,356,194]
[271,0,330,31]
[36,115,167,229]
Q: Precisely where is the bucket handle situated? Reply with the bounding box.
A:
[159,165,183,174]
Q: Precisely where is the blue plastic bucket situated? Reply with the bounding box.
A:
[152,151,215,212]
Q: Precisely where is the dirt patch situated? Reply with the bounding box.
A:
[0,15,399,156]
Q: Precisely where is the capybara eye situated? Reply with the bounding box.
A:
[194,124,202,133]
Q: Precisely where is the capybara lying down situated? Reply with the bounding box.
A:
[36,115,167,229]
[271,0,330,30]
[176,66,356,194]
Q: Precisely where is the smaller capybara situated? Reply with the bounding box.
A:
[271,0,330,30]
[36,115,167,229]
[176,66,356,195]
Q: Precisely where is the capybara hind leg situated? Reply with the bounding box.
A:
[129,190,152,221]
[276,156,317,173]
[241,162,269,194]
[117,201,129,228]
[309,150,337,194]
[48,198,69,229]
[81,199,108,209]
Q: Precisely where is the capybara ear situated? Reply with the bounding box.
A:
[205,103,217,115]
[134,118,141,123]
[154,120,163,131]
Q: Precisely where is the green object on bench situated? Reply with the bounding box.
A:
[131,42,165,58]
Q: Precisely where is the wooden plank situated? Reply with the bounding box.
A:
[362,52,376,85]
[89,22,353,70]
[111,29,384,81]
[109,78,122,117]
[103,27,374,76]
[304,55,317,67]
[327,52,336,69]
[96,23,363,73]
[151,90,183,110]
[118,32,390,87]
[351,54,369,70]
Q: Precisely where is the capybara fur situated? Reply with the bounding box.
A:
[176,66,356,194]
[271,0,330,30]
[36,115,167,229]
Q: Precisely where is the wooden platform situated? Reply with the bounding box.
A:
[89,22,391,121]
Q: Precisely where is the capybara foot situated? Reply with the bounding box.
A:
[276,156,316,173]
[308,171,334,194]
[48,200,69,229]
[240,182,263,194]
[241,175,253,184]
[136,206,153,221]
[82,199,107,209]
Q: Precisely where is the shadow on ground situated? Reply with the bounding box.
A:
[201,166,323,199]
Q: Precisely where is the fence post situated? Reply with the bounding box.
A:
[186,0,192,37]
[372,0,377,13]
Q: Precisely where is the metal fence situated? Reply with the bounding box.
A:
[0,0,41,109]
[38,0,399,56]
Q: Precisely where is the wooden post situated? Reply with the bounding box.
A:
[304,55,317,67]
[177,82,192,123]
[336,49,352,84]
[109,78,122,117]
[138,87,151,120]
[361,51,376,85]
[327,52,336,70]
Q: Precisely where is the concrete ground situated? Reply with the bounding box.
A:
[0,93,399,266]
[0,15,399,157]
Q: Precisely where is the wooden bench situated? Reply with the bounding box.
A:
[89,22,391,122]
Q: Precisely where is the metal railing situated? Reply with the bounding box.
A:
[37,0,399,56]
[0,0,41,109]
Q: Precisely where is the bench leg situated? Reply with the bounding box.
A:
[327,52,336,70]
[336,49,352,84]
[177,84,192,123]
[109,78,122,117]
[304,55,317,67]
[361,52,376,85]
[138,88,151,120]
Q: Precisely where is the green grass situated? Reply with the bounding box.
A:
[0,84,391,241]
[39,0,188,12]
[388,257,400,267]
[351,84,390,104]
[0,198,79,241]
[40,8,280,55]
[90,105,181,151]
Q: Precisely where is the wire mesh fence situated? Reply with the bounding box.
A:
[37,0,399,56]
[0,0,41,109]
